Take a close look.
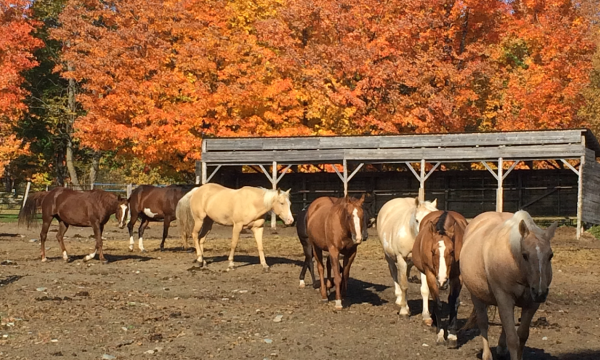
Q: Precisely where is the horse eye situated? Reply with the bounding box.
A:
[522,253,529,261]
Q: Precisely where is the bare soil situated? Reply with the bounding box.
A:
[1,220,599,360]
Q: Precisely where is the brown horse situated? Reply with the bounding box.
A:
[460,211,557,360]
[18,187,128,263]
[306,195,368,310]
[412,210,467,348]
[127,185,196,252]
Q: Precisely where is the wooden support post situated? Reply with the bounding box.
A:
[126,184,133,198]
[271,161,277,229]
[577,154,584,239]
[195,161,201,184]
[201,161,207,184]
[419,159,425,203]
[343,158,348,196]
[497,157,504,212]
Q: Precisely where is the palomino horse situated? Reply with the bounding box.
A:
[376,197,438,322]
[175,187,200,251]
[306,195,369,310]
[187,183,294,271]
[461,211,557,360]
[18,188,128,263]
[297,205,375,289]
[412,210,467,348]
[127,185,196,252]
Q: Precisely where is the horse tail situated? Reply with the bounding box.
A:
[18,191,48,228]
[176,193,195,238]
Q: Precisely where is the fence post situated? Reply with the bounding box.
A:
[22,181,31,208]
[127,184,133,198]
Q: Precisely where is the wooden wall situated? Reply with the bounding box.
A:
[214,168,578,220]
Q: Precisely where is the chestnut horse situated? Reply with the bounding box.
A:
[306,195,368,310]
[412,210,467,348]
[18,187,128,263]
[297,205,375,288]
[187,183,294,271]
[127,184,196,252]
[461,211,557,360]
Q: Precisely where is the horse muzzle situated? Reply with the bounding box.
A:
[284,217,294,226]
[438,279,449,291]
[351,235,362,245]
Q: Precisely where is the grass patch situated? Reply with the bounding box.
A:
[587,225,600,240]
[0,214,19,223]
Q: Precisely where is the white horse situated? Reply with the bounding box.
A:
[377,197,438,324]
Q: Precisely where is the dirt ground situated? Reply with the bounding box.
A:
[1,219,600,360]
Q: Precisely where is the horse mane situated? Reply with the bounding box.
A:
[262,188,281,208]
[436,211,449,235]
[503,210,544,258]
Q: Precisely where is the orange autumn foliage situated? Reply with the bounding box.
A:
[53,0,597,172]
[0,1,42,173]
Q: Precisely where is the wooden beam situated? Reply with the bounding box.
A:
[205,165,222,183]
[561,159,580,176]
[347,163,364,182]
[497,157,504,212]
[481,161,499,181]
[503,161,521,180]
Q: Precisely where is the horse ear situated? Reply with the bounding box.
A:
[431,198,438,208]
[519,220,529,238]
[285,188,291,194]
[545,221,558,240]
[358,193,365,204]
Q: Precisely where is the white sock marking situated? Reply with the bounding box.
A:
[447,334,457,341]
[129,236,134,250]
[352,208,361,241]
[85,250,97,261]
[334,300,342,309]
[62,251,68,260]
[299,280,306,288]
[143,208,157,218]
[139,237,145,251]
[437,329,445,342]
[438,240,447,286]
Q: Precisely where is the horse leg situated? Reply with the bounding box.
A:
[516,304,540,360]
[420,272,433,326]
[397,255,412,316]
[497,328,508,358]
[472,295,492,360]
[328,248,343,310]
[84,224,101,262]
[496,295,519,360]
[299,241,311,288]
[424,271,445,345]
[308,247,318,289]
[159,216,171,251]
[137,217,150,252]
[326,256,333,290]
[341,248,357,298]
[193,216,212,266]
[313,247,327,301]
[97,223,107,264]
[384,254,402,311]
[446,276,462,349]
[39,216,52,262]
[127,212,139,252]
[226,223,243,270]
[251,226,269,272]
[56,220,71,262]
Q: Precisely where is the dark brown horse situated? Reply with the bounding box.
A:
[18,187,128,263]
[306,195,368,310]
[127,184,196,252]
[412,210,467,348]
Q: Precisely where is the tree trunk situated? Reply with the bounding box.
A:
[66,63,81,190]
[89,152,101,189]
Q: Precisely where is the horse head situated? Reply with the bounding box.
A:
[341,194,368,244]
[411,197,438,236]
[517,219,557,303]
[272,189,294,225]
[425,211,462,290]
[116,196,129,229]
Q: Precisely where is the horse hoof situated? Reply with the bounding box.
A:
[159,248,165,252]
[321,299,328,303]
[101,260,109,265]
[447,338,458,349]
[262,267,270,273]
[128,248,133,252]
[41,258,49,263]
[334,300,343,310]
[186,249,194,253]
[64,257,72,263]
[423,318,434,327]
[299,280,306,288]
[140,249,147,253]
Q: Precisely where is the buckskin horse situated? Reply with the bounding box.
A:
[127,184,196,252]
[412,210,467,348]
[186,183,294,271]
[376,197,438,323]
[306,195,368,310]
[460,211,557,360]
[18,187,128,263]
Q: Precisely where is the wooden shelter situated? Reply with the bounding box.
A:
[197,129,600,238]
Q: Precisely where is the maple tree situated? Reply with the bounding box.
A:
[48,0,597,175]
[0,0,42,174]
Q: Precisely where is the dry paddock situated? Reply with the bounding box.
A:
[1,220,599,360]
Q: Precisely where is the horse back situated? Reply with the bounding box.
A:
[377,198,417,257]
[190,183,266,225]
[51,188,117,225]
[305,197,336,247]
